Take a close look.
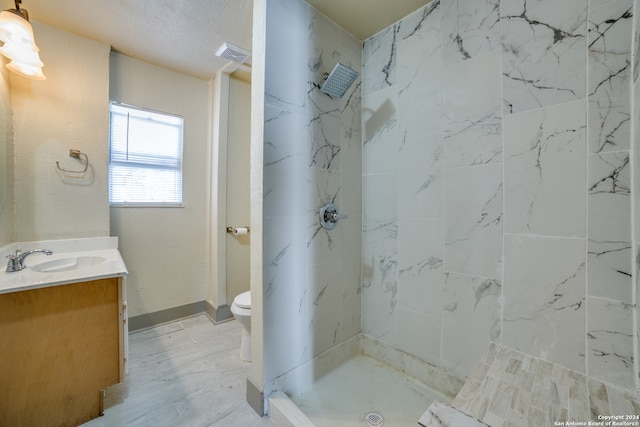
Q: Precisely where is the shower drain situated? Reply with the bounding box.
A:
[365,412,384,427]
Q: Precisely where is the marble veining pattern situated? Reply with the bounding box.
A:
[588,0,633,153]
[363,24,398,94]
[263,0,363,386]
[420,401,489,427]
[504,100,587,237]
[445,164,503,279]
[587,297,634,389]
[442,0,500,65]
[265,0,309,109]
[397,109,444,219]
[442,272,501,377]
[443,50,502,167]
[398,218,444,318]
[308,83,342,170]
[634,0,640,83]
[363,173,399,341]
[306,168,342,264]
[397,0,443,114]
[501,0,588,114]
[503,235,586,373]
[588,151,632,303]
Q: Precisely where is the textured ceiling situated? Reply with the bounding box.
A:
[21,0,253,79]
[12,0,430,79]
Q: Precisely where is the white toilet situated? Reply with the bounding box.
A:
[230,290,252,361]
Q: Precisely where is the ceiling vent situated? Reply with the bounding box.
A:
[215,42,251,64]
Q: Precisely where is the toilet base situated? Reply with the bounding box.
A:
[239,329,251,361]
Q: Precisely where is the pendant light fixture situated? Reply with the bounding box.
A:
[0,0,45,80]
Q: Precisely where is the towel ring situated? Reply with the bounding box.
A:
[56,149,88,174]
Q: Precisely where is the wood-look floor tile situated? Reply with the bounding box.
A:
[80,315,272,427]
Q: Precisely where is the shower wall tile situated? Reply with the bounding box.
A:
[307,10,342,77]
[341,212,363,300]
[397,1,444,115]
[263,216,308,328]
[362,173,398,342]
[363,24,398,94]
[340,134,362,218]
[634,0,640,83]
[307,260,344,357]
[398,218,444,318]
[341,76,362,148]
[263,105,309,218]
[263,103,308,165]
[634,81,640,244]
[395,307,442,364]
[501,0,588,114]
[308,83,342,170]
[636,243,640,384]
[588,151,632,303]
[441,0,500,65]
[265,0,309,108]
[442,272,501,377]
[306,22,361,170]
[588,240,633,303]
[397,0,440,42]
[306,168,343,266]
[587,297,634,389]
[504,100,587,237]
[503,235,586,373]
[363,173,398,261]
[264,315,309,384]
[588,0,633,154]
[362,260,398,343]
[341,295,362,342]
[363,87,399,174]
[444,164,503,279]
[397,109,444,219]
[443,50,502,168]
[264,0,363,384]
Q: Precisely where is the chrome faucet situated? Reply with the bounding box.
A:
[6,249,53,272]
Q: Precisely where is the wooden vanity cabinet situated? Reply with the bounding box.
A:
[0,277,125,427]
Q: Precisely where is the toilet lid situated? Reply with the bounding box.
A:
[235,291,251,309]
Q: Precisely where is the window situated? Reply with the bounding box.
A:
[109,102,184,206]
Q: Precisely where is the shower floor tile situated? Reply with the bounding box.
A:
[289,355,451,427]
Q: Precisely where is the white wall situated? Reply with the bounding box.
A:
[226,75,252,303]
[109,52,211,318]
[0,56,13,246]
[12,22,110,241]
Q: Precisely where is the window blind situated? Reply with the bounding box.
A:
[109,102,184,206]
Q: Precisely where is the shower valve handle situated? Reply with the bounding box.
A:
[319,203,347,230]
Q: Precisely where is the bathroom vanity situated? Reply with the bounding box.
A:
[0,237,128,427]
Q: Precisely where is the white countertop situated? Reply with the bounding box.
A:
[0,237,128,294]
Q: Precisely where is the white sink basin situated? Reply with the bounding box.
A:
[31,256,107,273]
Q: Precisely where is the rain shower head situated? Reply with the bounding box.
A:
[320,63,359,98]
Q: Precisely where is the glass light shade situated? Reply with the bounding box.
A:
[0,40,42,66]
[0,9,45,80]
[6,59,44,79]
[0,10,35,46]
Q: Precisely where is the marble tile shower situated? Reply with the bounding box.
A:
[262,0,363,389]
[361,0,638,394]
[261,0,639,413]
